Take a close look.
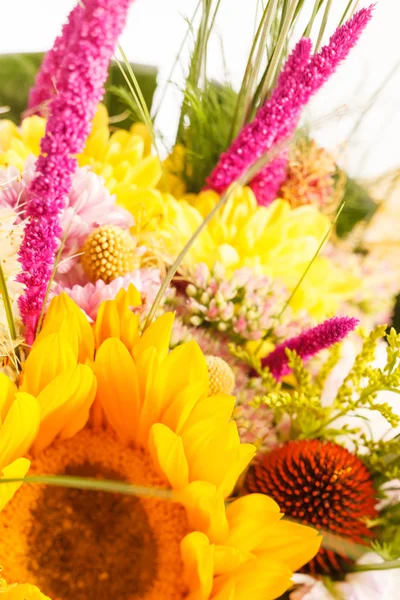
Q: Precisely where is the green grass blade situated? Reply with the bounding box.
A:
[277,199,346,320]
[316,0,333,52]
[0,474,173,500]
[144,135,293,330]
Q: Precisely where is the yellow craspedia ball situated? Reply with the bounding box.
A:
[205,355,235,395]
[81,225,138,284]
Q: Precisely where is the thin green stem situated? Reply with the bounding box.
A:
[349,559,400,573]
[0,264,18,342]
[304,0,324,37]
[0,263,20,362]
[152,0,201,121]
[0,475,173,500]
[277,199,345,321]
[258,0,299,104]
[144,136,292,330]
[242,0,280,126]
[115,48,169,192]
[315,0,333,52]
[340,0,357,26]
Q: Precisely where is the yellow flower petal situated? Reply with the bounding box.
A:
[0,373,17,424]
[155,341,209,411]
[94,338,140,443]
[133,312,174,362]
[161,382,207,434]
[212,556,293,600]
[181,532,214,600]
[213,545,254,576]
[148,423,189,489]
[0,457,30,511]
[0,583,51,599]
[22,333,77,397]
[225,494,282,553]
[94,300,121,349]
[176,481,228,543]
[129,155,162,188]
[182,420,255,497]
[0,393,40,470]
[255,519,322,572]
[33,365,97,454]
[182,394,235,431]
[38,293,94,363]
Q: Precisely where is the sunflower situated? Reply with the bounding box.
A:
[0,287,320,600]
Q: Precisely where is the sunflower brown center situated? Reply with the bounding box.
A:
[0,429,189,600]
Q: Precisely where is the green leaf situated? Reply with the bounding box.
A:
[0,53,158,128]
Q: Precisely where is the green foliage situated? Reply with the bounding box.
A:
[336,175,378,238]
[178,80,237,192]
[253,326,400,449]
[0,52,157,127]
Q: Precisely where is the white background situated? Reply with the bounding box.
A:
[0,0,398,178]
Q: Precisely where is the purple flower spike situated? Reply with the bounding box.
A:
[19,0,133,343]
[262,316,359,380]
[207,6,374,205]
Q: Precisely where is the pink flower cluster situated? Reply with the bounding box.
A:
[207,7,374,206]
[18,0,133,342]
[52,270,162,322]
[0,158,132,282]
[182,263,311,343]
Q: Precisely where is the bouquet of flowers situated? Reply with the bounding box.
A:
[0,1,399,599]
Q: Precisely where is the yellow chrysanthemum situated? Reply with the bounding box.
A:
[0,105,162,200]
[182,188,359,318]
[0,288,320,600]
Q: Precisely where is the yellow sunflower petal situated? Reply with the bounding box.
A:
[38,293,94,363]
[148,423,189,489]
[33,365,97,454]
[255,519,322,572]
[182,394,235,431]
[224,494,282,553]
[94,300,121,349]
[0,393,39,470]
[181,532,214,600]
[0,373,17,424]
[175,481,228,543]
[213,545,254,576]
[94,338,140,443]
[212,556,293,600]
[182,420,255,497]
[133,312,174,362]
[160,382,207,434]
[155,341,209,410]
[0,583,51,599]
[0,457,30,511]
[22,333,77,397]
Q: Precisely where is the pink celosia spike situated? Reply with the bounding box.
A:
[207,6,374,205]
[206,38,313,194]
[262,316,358,380]
[18,0,133,343]
[28,3,84,113]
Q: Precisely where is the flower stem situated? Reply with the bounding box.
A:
[0,474,173,500]
[350,559,400,573]
[0,262,20,362]
[144,137,291,330]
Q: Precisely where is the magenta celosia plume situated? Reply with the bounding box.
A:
[18,0,133,343]
[262,316,358,380]
[207,6,374,206]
